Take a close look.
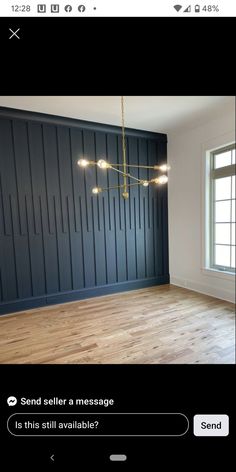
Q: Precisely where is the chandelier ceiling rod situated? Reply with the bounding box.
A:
[121,95,128,199]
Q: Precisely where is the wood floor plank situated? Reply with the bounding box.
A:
[0,284,235,364]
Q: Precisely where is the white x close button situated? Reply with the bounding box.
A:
[194,415,229,437]
[9,28,20,39]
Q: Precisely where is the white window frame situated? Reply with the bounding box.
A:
[201,132,235,280]
[210,144,235,273]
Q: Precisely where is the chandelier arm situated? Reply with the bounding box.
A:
[108,165,131,181]
[98,181,145,192]
[126,174,142,183]
[125,182,143,188]
[108,165,128,176]
[109,163,159,169]
[109,165,143,183]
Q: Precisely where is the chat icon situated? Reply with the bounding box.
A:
[7,396,17,406]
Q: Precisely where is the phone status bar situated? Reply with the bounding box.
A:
[0,0,236,17]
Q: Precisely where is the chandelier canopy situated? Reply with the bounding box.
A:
[77,97,170,199]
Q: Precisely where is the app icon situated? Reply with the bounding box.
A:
[51,4,60,13]
[37,4,46,13]
[7,396,17,406]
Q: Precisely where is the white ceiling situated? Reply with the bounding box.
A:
[0,96,234,133]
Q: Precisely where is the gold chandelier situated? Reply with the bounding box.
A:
[77,96,170,199]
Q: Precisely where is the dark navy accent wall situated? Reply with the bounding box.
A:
[0,107,169,315]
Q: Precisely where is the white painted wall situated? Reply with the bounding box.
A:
[168,102,235,303]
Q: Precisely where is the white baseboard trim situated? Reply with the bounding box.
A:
[170,276,235,304]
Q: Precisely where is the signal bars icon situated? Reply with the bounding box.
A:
[184,5,191,12]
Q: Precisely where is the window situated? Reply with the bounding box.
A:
[209,144,236,273]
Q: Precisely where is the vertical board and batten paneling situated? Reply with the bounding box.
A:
[0,107,169,315]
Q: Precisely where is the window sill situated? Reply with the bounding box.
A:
[202,267,236,281]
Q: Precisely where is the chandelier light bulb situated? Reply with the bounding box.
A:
[77,158,89,167]
[159,164,170,172]
[142,180,149,187]
[158,175,168,185]
[92,187,102,194]
[97,159,109,169]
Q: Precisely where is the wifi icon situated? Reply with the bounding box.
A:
[174,5,182,12]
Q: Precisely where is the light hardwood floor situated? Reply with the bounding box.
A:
[0,285,235,364]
